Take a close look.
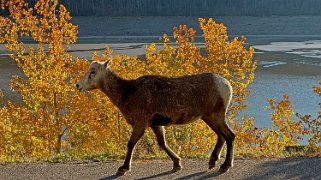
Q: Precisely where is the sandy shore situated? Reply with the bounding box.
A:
[1,42,320,74]
[0,43,148,59]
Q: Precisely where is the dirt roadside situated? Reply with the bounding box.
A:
[0,157,320,180]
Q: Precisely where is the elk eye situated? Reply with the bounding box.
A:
[90,71,96,75]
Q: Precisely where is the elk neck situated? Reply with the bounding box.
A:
[99,68,127,109]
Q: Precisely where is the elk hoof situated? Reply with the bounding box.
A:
[116,167,130,176]
[208,163,216,169]
[218,164,231,173]
[172,165,182,172]
[208,157,218,169]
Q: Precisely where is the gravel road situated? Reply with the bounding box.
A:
[0,157,320,180]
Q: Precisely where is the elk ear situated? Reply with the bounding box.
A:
[103,60,110,68]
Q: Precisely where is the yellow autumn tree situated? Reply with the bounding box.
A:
[0,0,79,159]
[297,82,321,151]
[263,95,304,153]
[0,0,124,160]
[261,83,321,156]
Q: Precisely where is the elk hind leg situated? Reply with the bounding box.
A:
[202,116,225,169]
[219,121,235,173]
[203,112,235,173]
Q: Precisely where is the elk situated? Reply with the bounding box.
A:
[76,61,235,176]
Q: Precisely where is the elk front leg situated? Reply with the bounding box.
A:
[152,126,182,171]
[116,126,146,176]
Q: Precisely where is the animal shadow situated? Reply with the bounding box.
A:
[175,170,222,180]
[98,169,177,180]
[139,169,178,180]
[99,174,119,180]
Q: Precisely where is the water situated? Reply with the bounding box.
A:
[245,73,321,128]
[5,0,321,16]
[41,0,321,16]
[244,40,321,128]
[69,16,321,42]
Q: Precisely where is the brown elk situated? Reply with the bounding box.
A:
[76,61,235,175]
